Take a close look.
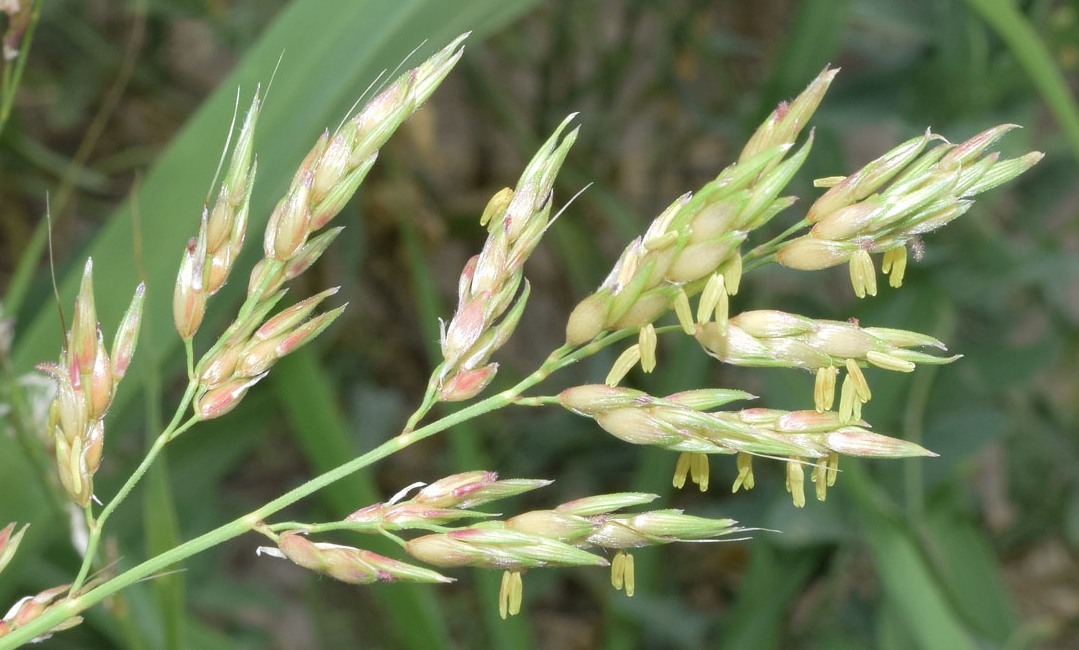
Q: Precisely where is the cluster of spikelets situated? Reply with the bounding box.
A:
[555,67,1040,507]
[559,384,934,506]
[3,33,475,647]
[1,31,1045,643]
[0,523,93,641]
[246,52,1039,617]
[776,124,1043,295]
[433,117,578,402]
[258,471,744,619]
[186,37,466,421]
[34,263,143,508]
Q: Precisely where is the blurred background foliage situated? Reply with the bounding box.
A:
[0,0,1077,648]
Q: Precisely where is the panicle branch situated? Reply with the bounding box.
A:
[777,125,1043,295]
[695,309,957,410]
[0,585,86,643]
[435,117,579,402]
[260,472,743,618]
[558,383,934,505]
[564,68,838,348]
[182,36,468,420]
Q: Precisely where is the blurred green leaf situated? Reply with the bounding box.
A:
[849,461,981,650]
[923,507,1019,642]
[863,516,979,650]
[720,542,823,649]
[965,0,1079,162]
[759,0,851,113]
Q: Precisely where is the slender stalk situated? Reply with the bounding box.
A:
[743,218,810,272]
[0,0,40,138]
[184,339,195,382]
[265,520,456,536]
[404,374,441,432]
[67,383,199,595]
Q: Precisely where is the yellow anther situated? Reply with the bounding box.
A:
[786,459,806,508]
[499,570,524,619]
[673,452,691,489]
[605,344,641,387]
[690,452,710,492]
[480,188,514,228]
[812,457,828,501]
[849,249,877,298]
[638,324,658,373]
[882,246,908,288]
[839,375,856,423]
[499,570,511,619]
[845,358,872,402]
[814,366,838,412]
[732,452,755,492]
[698,273,725,324]
[673,289,695,335]
[611,551,626,590]
[509,571,523,616]
[723,253,743,296]
[716,287,729,331]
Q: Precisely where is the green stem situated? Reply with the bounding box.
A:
[67,384,199,595]
[0,0,40,139]
[743,218,809,272]
[379,529,409,548]
[267,518,464,536]
[404,373,441,432]
[184,339,195,381]
[0,340,593,648]
[512,395,560,407]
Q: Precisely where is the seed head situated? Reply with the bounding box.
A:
[0,523,28,576]
[110,283,145,382]
[272,533,452,585]
[413,471,551,509]
[405,527,607,571]
[173,237,208,341]
[0,584,85,642]
[69,260,98,375]
[194,373,266,420]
